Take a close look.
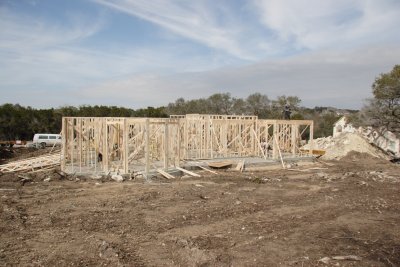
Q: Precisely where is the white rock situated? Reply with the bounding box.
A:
[111,174,124,182]
[319,257,331,264]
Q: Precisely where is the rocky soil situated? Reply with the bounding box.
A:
[0,152,399,266]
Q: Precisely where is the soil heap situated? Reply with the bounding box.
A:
[309,133,389,160]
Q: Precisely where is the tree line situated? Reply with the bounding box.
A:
[2,64,398,141]
[0,65,400,140]
[0,105,167,141]
[166,93,303,119]
[0,94,350,141]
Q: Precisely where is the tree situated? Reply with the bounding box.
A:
[231,98,247,115]
[362,65,400,135]
[245,93,270,117]
[315,113,341,138]
[207,93,233,114]
[166,98,187,115]
[270,95,301,119]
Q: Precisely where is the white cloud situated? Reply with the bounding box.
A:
[252,0,400,50]
[79,45,400,109]
[92,0,262,60]
[0,6,230,98]
[0,8,102,50]
[1,1,399,109]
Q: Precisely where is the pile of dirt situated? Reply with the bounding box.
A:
[308,136,335,149]
[320,133,389,160]
[0,147,14,164]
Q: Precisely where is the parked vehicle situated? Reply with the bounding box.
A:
[33,134,62,148]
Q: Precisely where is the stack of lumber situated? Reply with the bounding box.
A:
[0,153,61,173]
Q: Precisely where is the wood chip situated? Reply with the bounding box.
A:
[332,255,362,261]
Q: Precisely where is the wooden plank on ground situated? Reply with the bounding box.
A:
[156,169,175,179]
[207,161,233,168]
[235,160,245,172]
[176,166,201,177]
[195,165,218,174]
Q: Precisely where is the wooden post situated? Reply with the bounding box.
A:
[78,118,82,173]
[145,119,150,179]
[184,118,188,159]
[177,120,181,166]
[104,119,109,173]
[291,124,296,156]
[61,117,67,172]
[71,118,75,173]
[223,117,228,157]
[164,122,169,170]
[309,121,314,155]
[272,121,278,159]
[123,118,129,174]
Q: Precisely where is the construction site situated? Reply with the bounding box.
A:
[0,113,399,266]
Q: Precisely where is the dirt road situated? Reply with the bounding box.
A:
[1,153,399,266]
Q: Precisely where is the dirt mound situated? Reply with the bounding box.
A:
[339,151,390,163]
[309,136,335,149]
[0,148,13,164]
[321,133,389,161]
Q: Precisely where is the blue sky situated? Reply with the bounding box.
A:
[1,0,399,109]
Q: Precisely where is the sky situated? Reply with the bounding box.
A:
[1,0,399,109]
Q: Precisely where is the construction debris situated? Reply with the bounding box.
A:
[305,133,390,160]
[332,255,362,261]
[235,160,245,172]
[157,169,175,179]
[195,165,218,174]
[207,161,233,168]
[176,167,201,177]
[111,174,124,182]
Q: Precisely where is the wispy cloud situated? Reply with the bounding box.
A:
[0,6,225,102]
[252,0,400,50]
[0,8,102,50]
[79,45,400,109]
[1,1,399,109]
[92,0,264,60]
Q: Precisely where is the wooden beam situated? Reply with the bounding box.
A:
[157,169,175,179]
[195,165,218,174]
[176,166,201,177]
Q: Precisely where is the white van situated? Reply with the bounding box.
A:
[33,134,62,148]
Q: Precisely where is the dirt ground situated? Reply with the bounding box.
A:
[0,152,399,266]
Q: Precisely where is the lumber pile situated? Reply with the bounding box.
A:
[0,153,61,173]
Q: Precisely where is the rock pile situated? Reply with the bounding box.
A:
[305,133,390,160]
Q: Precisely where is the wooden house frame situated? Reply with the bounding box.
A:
[61,115,313,177]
